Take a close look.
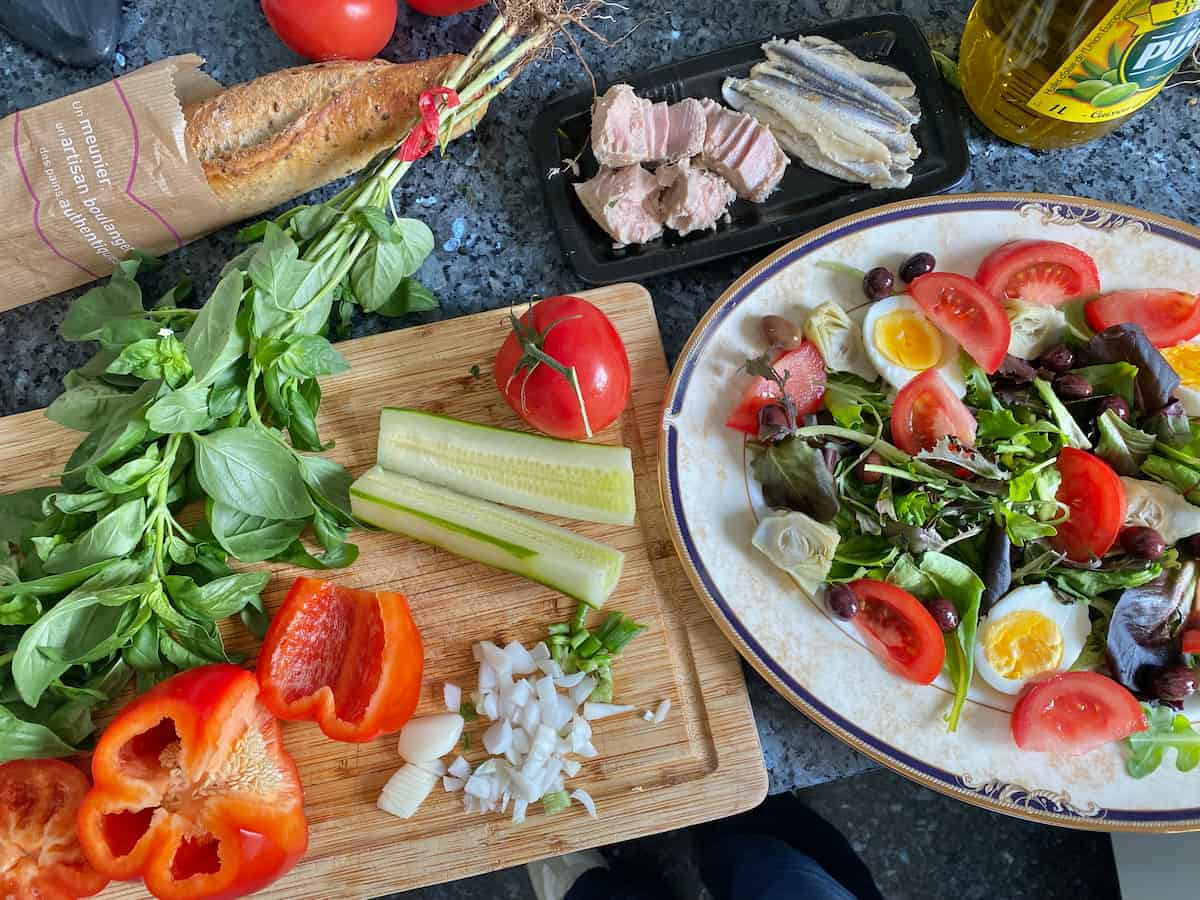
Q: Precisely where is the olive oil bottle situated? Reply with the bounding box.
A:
[960,0,1200,149]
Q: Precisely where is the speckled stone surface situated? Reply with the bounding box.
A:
[1,0,1198,804]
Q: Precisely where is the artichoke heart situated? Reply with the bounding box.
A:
[1005,298,1066,360]
[752,510,840,596]
[803,301,877,380]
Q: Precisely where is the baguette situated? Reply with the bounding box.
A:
[184,56,486,213]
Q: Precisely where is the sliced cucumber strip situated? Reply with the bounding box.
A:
[376,408,636,526]
[350,466,624,607]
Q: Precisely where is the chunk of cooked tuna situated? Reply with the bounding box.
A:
[591,84,650,168]
[663,98,706,161]
[573,165,665,245]
[656,159,736,236]
[698,98,788,202]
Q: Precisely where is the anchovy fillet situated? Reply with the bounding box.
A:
[792,35,918,99]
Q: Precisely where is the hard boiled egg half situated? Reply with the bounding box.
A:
[862,295,966,397]
[1159,340,1200,416]
[974,583,1090,695]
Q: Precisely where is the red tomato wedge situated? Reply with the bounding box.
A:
[908,272,1011,372]
[1011,672,1146,755]
[1184,630,1200,655]
[0,760,109,900]
[1051,448,1127,562]
[975,240,1101,306]
[726,342,826,434]
[1085,289,1200,348]
[847,580,946,685]
[890,369,977,455]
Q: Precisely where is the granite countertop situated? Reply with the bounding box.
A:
[2,0,1198,796]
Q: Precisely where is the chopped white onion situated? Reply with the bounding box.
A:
[571,788,597,819]
[555,670,587,689]
[480,692,500,721]
[411,757,447,777]
[653,699,672,723]
[562,759,581,778]
[396,714,464,763]
[448,755,472,779]
[535,675,558,706]
[583,702,635,721]
[569,714,592,753]
[483,719,513,755]
[378,764,438,819]
[517,699,542,733]
[512,798,529,824]
[443,682,462,713]
[536,658,564,679]
[478,663,498,693]
[510,678,532,707]
[577,741,599,759]
[443,775,465,793]
[511,727,531,756]
[570,676,597,708]
[529,642,551,662]
[479,641,512,676]
[504,640,538,674]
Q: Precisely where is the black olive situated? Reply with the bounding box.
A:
[855,451,884,484]
[1038,344,1076,373]
[761,315,802,351]
[863,267,895,301]
[1096,395,1131,422]
[899,252,936,282]
[1152,665,1198,703]
[1180,534,1200,558]
[925,596,960,633]
[1120,526,1166,560]
[826,585,861,620]
[1054,373,1094,401]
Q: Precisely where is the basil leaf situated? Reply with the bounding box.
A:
[107,334,192,387]
[44,499,147,574]
[85,456,159,495]
[208,502,306,562]
[147,384,213,434]
[72,381,157,472]
[375,278,438,318]
[184,572,269,621]
[285,383,325,452]
[275,335,349,379]
[241,592,271,640]
[350,223,434,313]
[44,700,95,747]
[291,205,337,240]
[12,587,147,705]
[0,560,115,599]
[59,270,146,344]
[298,455,355,523]
[193,429,313,520]
[0,488,55,544]
[273,536,359,570]
[124,620,162,672]
[0,704,79,762]
[185,270,246,385]
[250,224,331,336]
[391,219,435,269]
[46,378,135,433]
[0,544,19,585]
[0,596,41,626]
[355,207,395,241]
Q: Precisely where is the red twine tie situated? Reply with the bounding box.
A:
[396,87,462,162]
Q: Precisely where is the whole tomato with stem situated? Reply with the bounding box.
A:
[405,0,487,14]
[77,665,308,900]
[261,0,397,61]
[0,759,109,900]
[495,296,631,440]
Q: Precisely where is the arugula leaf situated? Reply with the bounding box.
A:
[919,551,984,732]
[917,437,1009,480]
[750,437,839,522]
[192,429,314,520]
[1126,704,1200,778]
[1094,410,1155,476]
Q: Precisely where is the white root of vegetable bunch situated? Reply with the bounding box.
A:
[377,639,670,824]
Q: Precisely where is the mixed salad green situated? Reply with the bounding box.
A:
[732,239,1200,774]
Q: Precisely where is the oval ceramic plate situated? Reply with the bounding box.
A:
[660,192,1200,831]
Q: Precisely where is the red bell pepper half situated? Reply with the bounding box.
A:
[256,577,424,742]
[77,664,308,900]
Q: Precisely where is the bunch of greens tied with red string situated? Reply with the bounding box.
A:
[0,3,609,762]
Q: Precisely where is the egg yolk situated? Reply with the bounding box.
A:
[1161,342,1200,388]
[982,610,1064,682]
[872,310,943,370]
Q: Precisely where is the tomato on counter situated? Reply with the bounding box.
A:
[0,759,109,900]
[1011,671,1146,754]
[261,0,397,61]
[77,665,308,900]
[257,577,424,742]
[495,296,631,440]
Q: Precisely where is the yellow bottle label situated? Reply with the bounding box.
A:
[1027,0,1200,124]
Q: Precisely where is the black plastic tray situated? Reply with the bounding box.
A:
[532,14,970,284]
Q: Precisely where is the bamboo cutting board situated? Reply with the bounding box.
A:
[0,283,767,899]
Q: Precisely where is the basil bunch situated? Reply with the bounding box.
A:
[0,180,437,761]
